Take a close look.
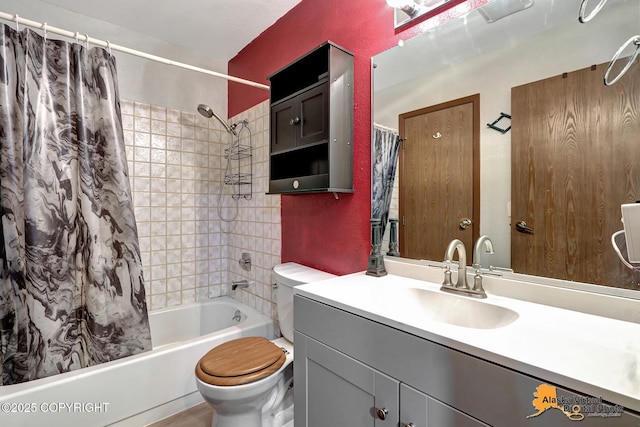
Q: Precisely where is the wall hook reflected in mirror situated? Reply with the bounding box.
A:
[578,0,609,24]
[604,35,640,86]
[487,112,511,134]
[432,131,442,139]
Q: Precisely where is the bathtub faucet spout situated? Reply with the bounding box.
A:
[231,280,249,290]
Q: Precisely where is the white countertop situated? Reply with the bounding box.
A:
[294,270,640,413]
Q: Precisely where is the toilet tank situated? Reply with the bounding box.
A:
[272,262,336,342]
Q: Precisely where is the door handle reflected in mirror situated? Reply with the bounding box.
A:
[459,218,472,230]
[515,220,534,234]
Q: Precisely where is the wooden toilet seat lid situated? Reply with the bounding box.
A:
[196,337,286,386]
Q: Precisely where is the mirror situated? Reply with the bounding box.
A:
[372,0,640,289]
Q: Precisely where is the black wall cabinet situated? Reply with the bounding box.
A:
[268,42,354,194]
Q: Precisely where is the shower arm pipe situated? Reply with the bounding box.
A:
[0,11,270,90]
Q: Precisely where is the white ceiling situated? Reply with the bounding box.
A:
[39,0,302,61]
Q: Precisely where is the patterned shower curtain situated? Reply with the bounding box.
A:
[372,124,401,238]
[0,25,151,385]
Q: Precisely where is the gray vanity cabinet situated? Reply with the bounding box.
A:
[293,295,640,427]
[294,333,399,426]
[294,333,490,427]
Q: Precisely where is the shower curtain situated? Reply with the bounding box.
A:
[0,24,151,385]
[372,124,401,238]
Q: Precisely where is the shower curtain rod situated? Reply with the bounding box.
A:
[0,11,270,90]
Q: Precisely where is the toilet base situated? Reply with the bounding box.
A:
[204,363,294,427]
[209,382,293,427]
[211,410,262,427]
[263,376,294,427]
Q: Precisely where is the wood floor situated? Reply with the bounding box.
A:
[148,403,213,427]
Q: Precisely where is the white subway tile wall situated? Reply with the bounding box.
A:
[122,99,281,320]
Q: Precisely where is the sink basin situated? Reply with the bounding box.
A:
[401,288,519,329]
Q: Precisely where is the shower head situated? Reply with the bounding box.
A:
[197,103,214,118]
[197,103,237,135]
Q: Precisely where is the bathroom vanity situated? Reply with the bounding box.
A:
[293,258,640,426]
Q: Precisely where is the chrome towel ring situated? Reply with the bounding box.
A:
[604,35,640,86]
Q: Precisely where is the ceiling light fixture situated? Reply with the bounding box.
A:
[386,0,425,18]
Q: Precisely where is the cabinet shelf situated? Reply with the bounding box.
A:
[270,79,328,109]
[269,138,329,157]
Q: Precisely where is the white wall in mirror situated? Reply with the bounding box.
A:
[373,0,636,268]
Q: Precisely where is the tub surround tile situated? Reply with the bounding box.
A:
[121,99,134,115]
[134,101,151,118]
[221,101,281,322]
[151,105,167,121]
[181,289,196,304]
[151,119,166,135]
[151,294,167,311]
[125,99,280,319]
[167,292,182,307]
[134,117,151,133]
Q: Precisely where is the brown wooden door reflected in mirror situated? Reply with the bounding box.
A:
[511,62,640,288]
[398,94,480,262]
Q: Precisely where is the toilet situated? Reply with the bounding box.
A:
[195,262,336,427]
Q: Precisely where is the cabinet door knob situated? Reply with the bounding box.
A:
[289,116,300,125]
[403,424,415,427]
[375,407,389,420]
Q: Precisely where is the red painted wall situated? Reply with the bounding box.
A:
[229,0,482,275]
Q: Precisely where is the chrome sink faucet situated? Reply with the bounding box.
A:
[441,239,487,298]
[472,235,495,270]
[443,239,468,289]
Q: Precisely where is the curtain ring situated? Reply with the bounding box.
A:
[75,31,80,44]
[106,40,112,55]
[42,23,47,40]
[604,35,640,86]
[578,0,609,23]
[14,14,19,31]
[85,34,90,49]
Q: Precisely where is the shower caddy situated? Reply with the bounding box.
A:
[224,121,252,200]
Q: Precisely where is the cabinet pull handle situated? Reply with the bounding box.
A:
[375,407,389,420]
[289,116,300,125]
[403,424,416,427]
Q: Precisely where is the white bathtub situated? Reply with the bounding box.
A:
[0,296,275,427]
